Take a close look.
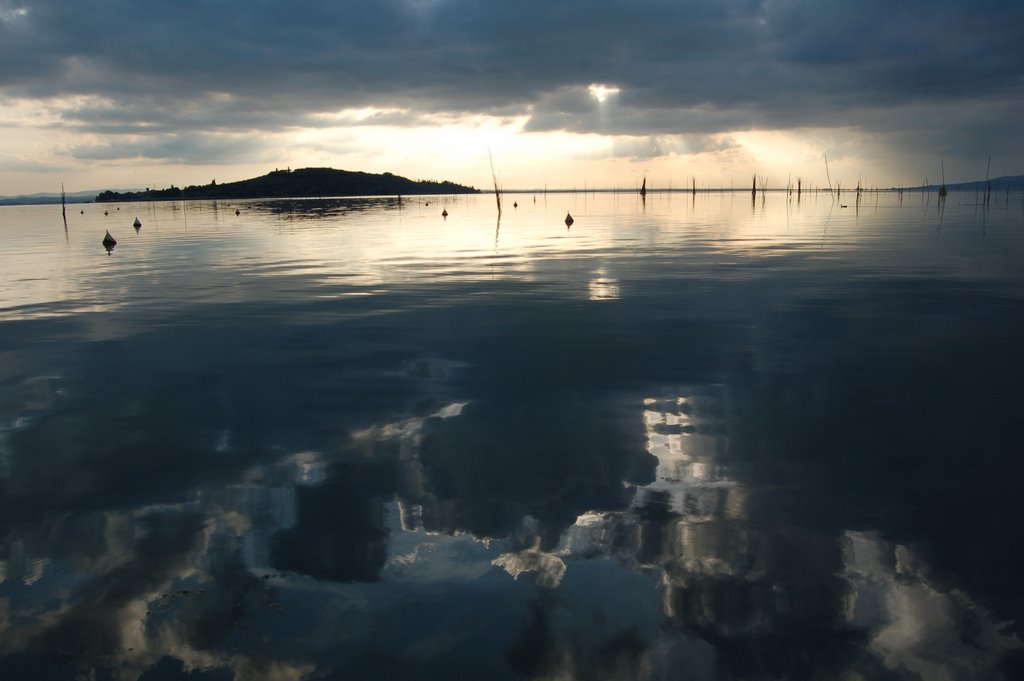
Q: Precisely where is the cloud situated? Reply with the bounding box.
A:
[0,154,66,173]
[70,132,274,165]
[3,1,1020,116]
[0,0,1021,178]
[610,134,740,160]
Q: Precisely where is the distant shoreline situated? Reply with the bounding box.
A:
[3,172,1022,207]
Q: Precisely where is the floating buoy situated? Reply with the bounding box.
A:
[513,201,518,208]
[235,209,240,216]
[441,208,448,218]
[80,209,84,214]
[564,212,574,227]
[104,210,109,216]
[102,230,117,251]
[133,217,142,229]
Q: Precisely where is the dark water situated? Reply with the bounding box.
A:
[1,193,1023,680]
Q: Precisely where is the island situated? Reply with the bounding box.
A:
[95,167,479,202]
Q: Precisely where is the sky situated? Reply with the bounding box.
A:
[0,0,1022,196]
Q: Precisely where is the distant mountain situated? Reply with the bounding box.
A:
[0,190,122,206]
[901,175,1024,192]
[95,168,479,203]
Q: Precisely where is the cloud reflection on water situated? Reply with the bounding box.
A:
[1,195,1023,679]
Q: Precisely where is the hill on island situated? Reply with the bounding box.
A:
[95,167,479,202]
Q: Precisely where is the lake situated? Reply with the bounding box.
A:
[1,191,1023,680]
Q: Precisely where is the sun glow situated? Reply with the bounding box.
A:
[282,115,616,190]
[588,84,621,103]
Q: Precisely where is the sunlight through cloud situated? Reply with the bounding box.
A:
[309,107,408,124]
[588,84,620,103]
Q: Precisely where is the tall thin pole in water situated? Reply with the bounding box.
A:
[488,148,502,217]
[824,153,833,198]
[985,156,992,206]
[61,183,68,241]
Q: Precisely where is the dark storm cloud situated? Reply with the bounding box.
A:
[2,0,1021,160]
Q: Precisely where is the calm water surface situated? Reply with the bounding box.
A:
[1,193,1023,680]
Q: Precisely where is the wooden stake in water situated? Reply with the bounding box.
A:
[61,183,68,240]
[824,153,834,198]
[488,148,502,217]
[985,156,992,206]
